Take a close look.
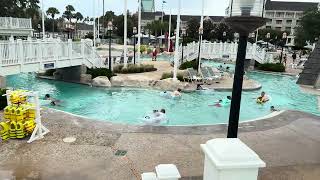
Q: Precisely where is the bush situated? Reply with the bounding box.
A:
[140,45,147,53]
[179,59,198,70]
[0,89,7,110]
[113,64,157,74]
[87,68,115,79]
[44,69,56,76]
[257,63,285,72]
[161,72,184,82]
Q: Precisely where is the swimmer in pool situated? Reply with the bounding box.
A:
[270,106,279,112]
[44,94,61,106]
[172,88,182,97]
[257,91,269,103]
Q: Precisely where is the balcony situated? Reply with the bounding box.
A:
[0,17,33,36]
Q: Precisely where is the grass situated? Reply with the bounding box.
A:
[161,72,184,82]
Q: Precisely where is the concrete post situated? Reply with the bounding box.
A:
[0,76,6,89]
[68,39,73,59]
[17,39,24,66]
[201,138,265,180]
[155,164,181,180]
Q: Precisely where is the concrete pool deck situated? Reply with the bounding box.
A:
[0,109,319,180]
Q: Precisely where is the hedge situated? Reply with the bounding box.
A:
[179,59,198,70]
[0,89,7,110]
[87,68,115,79]
[113,64,157,74]
[257,63,285,72]
[161,72,184,82]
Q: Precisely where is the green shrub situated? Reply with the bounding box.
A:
[113,64,157,74]
[147,48,152,54]
[140,45,147,53]
[0,89,7,110]
[179,59,198,70]
[44,69,56,76]
[160,72,184,82]
[87,68,115,79]
[257,63,285,72]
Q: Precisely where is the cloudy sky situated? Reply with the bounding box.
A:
[43,0,319,18]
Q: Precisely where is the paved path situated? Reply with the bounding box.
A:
[0,110,319,180]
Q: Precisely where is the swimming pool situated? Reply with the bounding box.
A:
[6,72,319,126]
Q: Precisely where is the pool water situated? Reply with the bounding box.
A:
[6,72,319,126]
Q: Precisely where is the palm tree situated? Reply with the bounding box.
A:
[74,12,84,38]
[62,5,75,23]
[46,7,60,33]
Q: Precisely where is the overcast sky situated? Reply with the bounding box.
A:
[43,0,320,18]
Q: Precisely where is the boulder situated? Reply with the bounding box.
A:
[154,78,190,91]
[92,76,111,87]
[80,74,92,85]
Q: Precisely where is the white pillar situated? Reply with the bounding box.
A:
[93,0,96,47]
[137,0,142,64]
[123,0,128,67]
[255,29,259,43]
[167,9,172,52]
[197,0,205,73]
[201,138,265,180]
[41,0,45,39]
[173,0,181,80]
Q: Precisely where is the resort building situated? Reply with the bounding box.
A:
[263,0,319,45]
[0,17,33,39]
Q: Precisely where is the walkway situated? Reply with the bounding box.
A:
[0,110,319,180]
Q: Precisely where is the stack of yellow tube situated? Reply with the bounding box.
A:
[0,90,36,142]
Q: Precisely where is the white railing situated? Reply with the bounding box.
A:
[0,38,104,74]
[180,41,275,64]
[0,17,32,29]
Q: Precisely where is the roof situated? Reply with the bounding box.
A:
[265,0,318,11]
[163,15,224,23]
[297,41,320,87]
[77,23,93,31]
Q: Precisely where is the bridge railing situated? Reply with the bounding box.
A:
[0,17,32,29]
[180,41,275,64]
[0,38,104,69]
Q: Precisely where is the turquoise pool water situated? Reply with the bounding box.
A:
[6,72,319,126]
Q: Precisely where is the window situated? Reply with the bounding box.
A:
[296,13,303,18]
[266,26,272,29]
[276,20,283,24]
[296,20,301,25]
[286,20,292,25]
[267,19,272,24]
[286,12,294,18]
[266,12,274,17]
[275,27,282,31]
[276,12,285,18]
[285,27,292,33]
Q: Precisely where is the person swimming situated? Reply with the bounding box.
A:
[172,88,182,97]
[257,91,269,104]
[144,109,168,125]
[196,84,204,90]
[270,106,279,112]
[44,94,61,106]
[210,96,232,107]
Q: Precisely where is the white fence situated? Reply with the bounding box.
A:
[0,17,32,29]
[0,38,104,76]
[180,41,275,64]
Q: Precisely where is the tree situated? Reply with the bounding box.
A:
[62,5,75,23]
[74,12,84,37]
[46,7,60,33]
[295,8,320,48]
[210,23,234,42]
[203,20,214,41]
[186,18,200,40]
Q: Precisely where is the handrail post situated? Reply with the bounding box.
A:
[68,39,73,60]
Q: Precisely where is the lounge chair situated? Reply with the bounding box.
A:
[200,67,215,84]
[206,67,222,80]
[185,68,202,82]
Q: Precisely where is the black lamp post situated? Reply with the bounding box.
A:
[280,32,287,64]
[181,28,186,63]
[225,0,267,138]
[38,24,41,38]
[266,32,270,50]
[133,27,137,65]
[197,27,203,72]
[107,21,113,70]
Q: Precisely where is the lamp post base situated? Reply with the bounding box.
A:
[225,16,266,138]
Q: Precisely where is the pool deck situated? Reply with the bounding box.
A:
[0,109,319,180]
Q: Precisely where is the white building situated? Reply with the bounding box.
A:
[263,0,318,45]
